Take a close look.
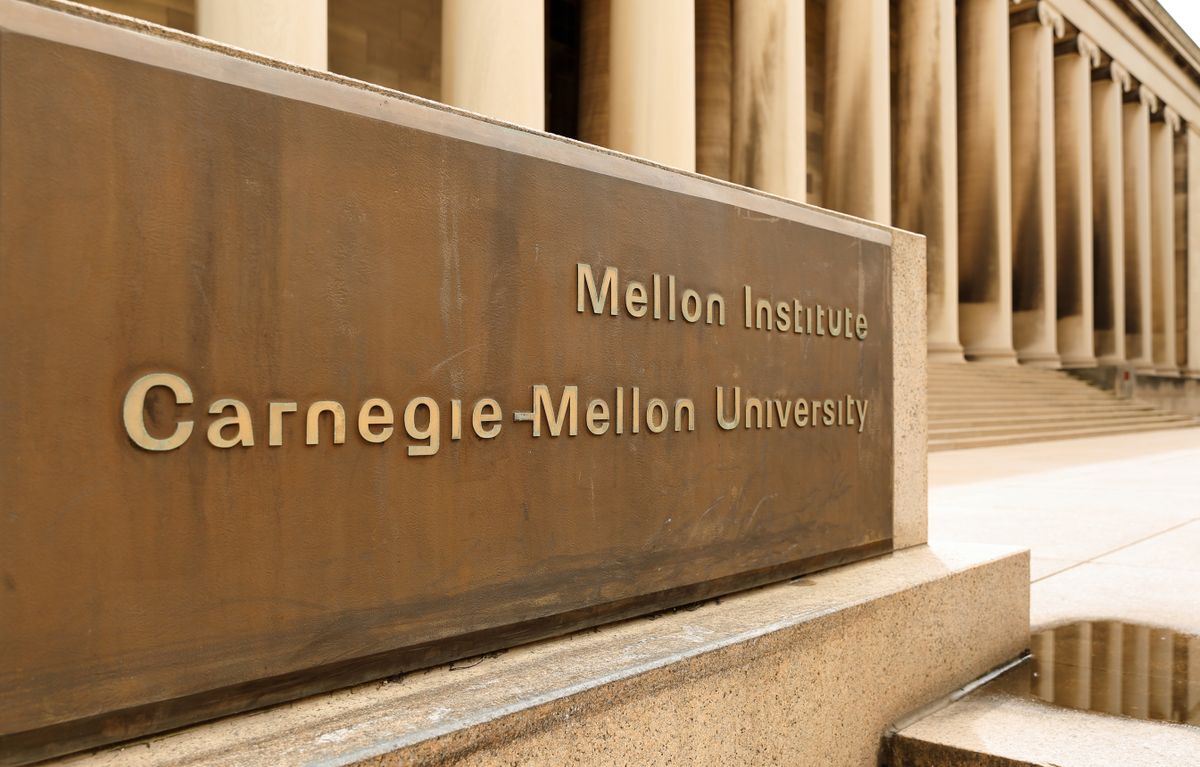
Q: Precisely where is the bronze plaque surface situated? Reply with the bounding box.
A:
[0,4,892,763]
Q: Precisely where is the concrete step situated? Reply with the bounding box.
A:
[929,420,1198,451]
[931,391,1115,404]
[929,402,1158,417]
[931,388,1108,399]
[928,367,1083,381]
[928,361,1195,449]
[929,409,1179,429]
[930,378,1089,389]
[929,386,1107,398]
[929,414,1193,440]
[888,626,1200,766]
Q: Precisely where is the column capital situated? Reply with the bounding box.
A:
[1056,32,1101,66]
[1141,86,1160,111]
[1076,33,1102,66]
[1012,1,1065,37]
[1094,60,1133,90]
[1112,61,1133,90]
[1158,105,1183,133]
[1038,2,1065,37]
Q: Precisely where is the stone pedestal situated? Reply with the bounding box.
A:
[1123,87,1157,372]
[958,0,1018,364]
[825,0,891,223]
[1053,35,1100,368]
[1150,108,1181,375]
[1010,4,1063,369]
[441,0,544,129]
[1091,63,1132,364]
[196,0,326,69]
[897,0,963,363]
[44,543,1029,767]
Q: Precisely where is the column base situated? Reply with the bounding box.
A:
[1093,330,1125,364]
[1059,355,1098,369]
[1016,351,1062,369]
[1154,366,1182,378]
[1129,356,1157,373]
[963,347,1020,365]
[1184,368,1200,380]
[928,341,966,363]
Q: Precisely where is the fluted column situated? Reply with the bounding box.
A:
[958,0,1018,363]
[442,0,544,128]
[196,0,327,69]
[1054,34,1100,367]
[608,0,696,170]
[898,0,962,362]
[825,0,891,223]
[1187,127,1200,377]
[1149,629,1174,720]
[696,0,733,180]
[1188,635,1200,724]
[1092,62,1132,364]
[1033,629,1055,701]
[1150,107,1182,374]
[578,0,611,148]
[1123,624,1151,717]
[731,0,806,199]
[1054,622,1092,709]
[1097,620,1124,715]
[1011,3,1063,368]
[1123,85,1157,372]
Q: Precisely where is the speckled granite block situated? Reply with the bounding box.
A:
[890,229,929,549]
[53,543,1027,767]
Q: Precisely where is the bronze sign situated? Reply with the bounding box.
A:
[0,3,893,763]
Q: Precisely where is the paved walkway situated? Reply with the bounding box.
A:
[928,427,1200,634]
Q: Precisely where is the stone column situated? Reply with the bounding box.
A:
[197,0,327,69]
[1053,34,1100,368]
[897,0,962,362]
[958,0,1017,363]
[731,0,806,200]
[1123,85,1157,372]
[1189,636,1200,724]
[1097,621,1124,715]
[608,0,696,171]
[442,0,545,129]
[1150,107,1182,374]
[696,0,733,181]
[1149,629,1174,720]
[825,0,890,223]
[1123,624,1151,716]
[1092,62,1132,364]
[1187,128,1200,377]
[1033,630,1055,701]
[1010,3,1063,368]
[578,0,611,149]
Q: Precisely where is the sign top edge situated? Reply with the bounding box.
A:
[1,0,894,249]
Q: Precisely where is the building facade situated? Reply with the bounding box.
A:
[84,0,1200,377]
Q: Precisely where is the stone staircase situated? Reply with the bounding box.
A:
[928,363,1198,451]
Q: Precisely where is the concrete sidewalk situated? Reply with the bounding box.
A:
[889,428,1200,766]
[929,427,1200,633]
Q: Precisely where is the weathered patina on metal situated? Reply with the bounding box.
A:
[0,2,893,763]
